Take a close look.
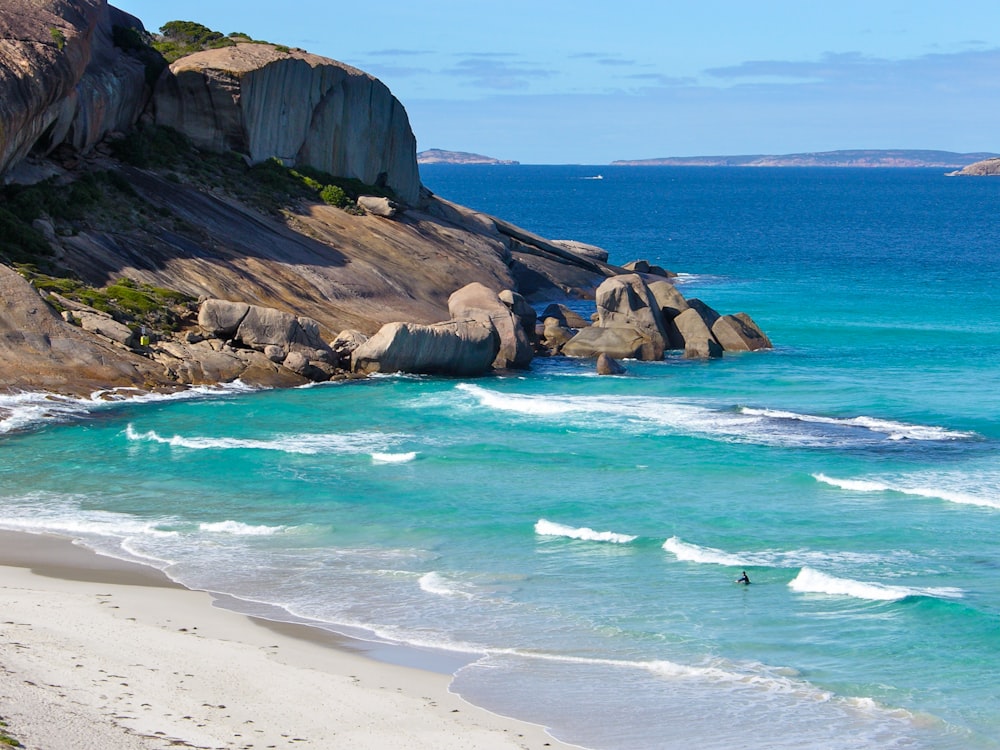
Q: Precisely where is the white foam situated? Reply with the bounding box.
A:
[534,519,637,544]
[199,520,288,536]
[0,383,256,436]
[741,407,974,441]
[788,567,963,602]
[455,384,971,450]
[0,495,179,540]
[663,536,750,566]
[419,572,475,599]
[371,451,418,464]
[125,424,409,456]
[813,473,1000,510]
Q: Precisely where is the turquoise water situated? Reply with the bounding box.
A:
[2,166,999,749]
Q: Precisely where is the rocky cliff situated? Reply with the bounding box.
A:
[154,44,421,204]
[0,0,148,179]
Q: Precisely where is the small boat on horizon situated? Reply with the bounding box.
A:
[584,174,604,180]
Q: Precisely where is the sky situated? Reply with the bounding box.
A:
[113,1,1000,164]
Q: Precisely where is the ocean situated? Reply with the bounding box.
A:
[2,165,999,749]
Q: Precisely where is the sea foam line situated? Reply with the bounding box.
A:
[813,473,1000,510]
[198,520,289,536]
[663,536,918,570]
[788,567,963,602]
[740,407,974,441]
[454,383,971,449]
[125,424,410,455]
[0,382,256,436]
[534,519,637,544]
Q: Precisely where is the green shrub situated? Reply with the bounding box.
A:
[320,184,350,208]
[50,27,66,51]
[153,20,235,62]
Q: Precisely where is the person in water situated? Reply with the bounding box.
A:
[737,570,751,585]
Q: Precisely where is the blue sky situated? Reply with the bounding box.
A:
[114,1,1000,163]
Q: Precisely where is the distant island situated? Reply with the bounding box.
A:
[417,149,519,165]
[612,149,999,168]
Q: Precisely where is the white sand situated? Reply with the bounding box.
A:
[0,532,572,750]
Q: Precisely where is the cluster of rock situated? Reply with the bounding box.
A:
[322,271,769,379]
[544,273,770,366]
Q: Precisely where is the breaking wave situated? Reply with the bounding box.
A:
[454,384,973,449]
[534,519,637,544]
[788,567,963,602]
[813,473,1000,510]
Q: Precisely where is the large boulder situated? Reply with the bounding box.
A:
[712,313,772,351]
[647,279,689,349]
[593,274,668,360]
[0,0,149,179]
[153,43,421,204]
[351,319,500,376]
[448,282,533,369]
[562,326,657,360]
[198,299,250,338]
[198,299,328,355]
[596,352,626,375]
[540,303,591,330]
[673,308,723,359]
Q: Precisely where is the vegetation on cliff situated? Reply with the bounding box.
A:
[0,124,393,339]
[151,20,289,62]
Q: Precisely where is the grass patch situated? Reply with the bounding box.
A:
[22,270,195,333]
[0,717,22,748]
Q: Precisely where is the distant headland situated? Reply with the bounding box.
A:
[612,149,999,168]
[417,149,519,165]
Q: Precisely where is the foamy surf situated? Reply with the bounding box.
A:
[813,473,1000,510]
[789,567,963,602]
[419,572,476,599]
[740,407,975,441]
[199,520,288,536]
[125,424,410,456]
[535,519,637,544]
[371,451,418,464]
[455,384,969,449]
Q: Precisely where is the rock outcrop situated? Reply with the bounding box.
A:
[0,0,148,179]
[448,283,533,369]
[947,158,1000,176]
[563,274,668,360]
[351,320,499,376]
[153,44,421,204]
[0,263,170,393]
[562,273,769,362]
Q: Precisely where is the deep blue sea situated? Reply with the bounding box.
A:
[2,166,999,749]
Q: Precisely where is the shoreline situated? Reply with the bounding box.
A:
[0,530,575,750]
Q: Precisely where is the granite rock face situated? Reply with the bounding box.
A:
[0,0,148,179]
[351,319,500,376]
[448,282,533,370]
[153,44,421,204]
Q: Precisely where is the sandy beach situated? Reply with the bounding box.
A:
[0,531,572,750]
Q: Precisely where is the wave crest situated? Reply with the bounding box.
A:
[534,519,637,544]
[788,567,963,602]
